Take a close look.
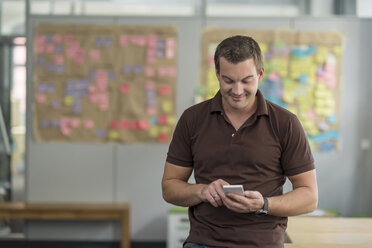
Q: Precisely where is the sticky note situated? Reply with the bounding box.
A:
[318,122,329,131]
[52,120,61,128]
[147,106,157,115]
[158,133,169,142]
[167,116,176,126]
[120,35,128,45]
[149,126,159,138]
[61,126,72,136]
[149,116,157,125]
[160,85,170,96]
[90,49,100,60]
[99,102,109,111]
[84,119,94,129]
[162,101,173,113]
[166,48,175,59]
[333,46,342,56]
[146,81,155,91]
[158,115,167,125]
[145,66,155,77]
[121,120,130,130]
[131,121,140,130]
[110,121,120,130]
[138,120,149,130]
[36,93,47,103]
[108,130,119,140]
[327,114,337,124]
[71,118,81,128]
[320,142,335,152]
[41,119,50,128]
[54,54,64,65]
[120,84,130,93]
[268,71,280,82]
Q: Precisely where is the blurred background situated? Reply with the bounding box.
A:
[0,0,371,247]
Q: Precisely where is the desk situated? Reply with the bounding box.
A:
[287,216,372,245]
[0,202,130,248]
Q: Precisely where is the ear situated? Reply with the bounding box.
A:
[215,68,220,79]
[258,67,265,81]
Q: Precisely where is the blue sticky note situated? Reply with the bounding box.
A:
[134,65,142,74]
[308,45,316,55]
[54,44,62,53]
[298,74,308,83]
[157,39,165,48]
[46,64,54,72]
[96,128,106,138]
[45,35,53,43]
[55,65,64,73]
[41,119,50,128]
[123,65,131,74]
[52,120,60,128]
[37,57,45,66]
[327,114,338,124]
[51,101,61,109]
[108,71,115,80]
[320,142,334,152]
[149,116,157,125]
[156,49,165,57]
[89,70,97,78]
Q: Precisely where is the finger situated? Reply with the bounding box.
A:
[244,191,261,199]
[207,192,219,207]
[213,193,224,206]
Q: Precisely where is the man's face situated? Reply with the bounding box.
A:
[216,57,264,112]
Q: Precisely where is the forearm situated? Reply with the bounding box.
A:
[162,179,206,207]
[267,186,318,217]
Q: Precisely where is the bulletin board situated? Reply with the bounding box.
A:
[200,28,343,152]
[33,23,178,143]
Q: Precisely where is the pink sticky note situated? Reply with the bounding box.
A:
[64,34,74,43]
[99,102,109,111]
[97,69,107,79]
[54,54,64,65]
[166,38,176,48]
[138,120,149,130]
[120,84,130,93]
[137,36,147,46]
[36,35,45,44]
[90,49,100,60]
[158,133,169,142]
[131,121,140,130]
[208,55,214,64]
[61,126,71,136]
[97,80,107,91]
[53,34,62,43]
[75,58,83,65]
[268,71,279,82]
[120,35,128,46]
[36,44,44,54]
[158,67,167,77]
[88,84,96,93]
[160,85,170,96]
[168,66,177,76]
[158,115,167,125]
[110,121,120,130]
[36,92,47,103]
[66,49,75,58]
[46,44,54,53]
[148,34,157,48]
[166,48,175,59]
[71,118,81,128]
[147,106,157,115]
[146,81,155,91]
[90,93,98,103]
[147,56,156,64]
[121,120,130,129]
[145,67,155,77]
[147,48,156,57]
[84,119,94,129]
[307,109,316,120]
[60,117,70,127]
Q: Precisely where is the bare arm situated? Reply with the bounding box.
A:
[162,162,229,207]
[267,169,318,216]
[222,169,318,216]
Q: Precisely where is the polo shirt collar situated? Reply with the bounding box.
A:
[210,89,269,116]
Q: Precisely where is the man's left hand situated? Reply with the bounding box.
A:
[221,190,264,213]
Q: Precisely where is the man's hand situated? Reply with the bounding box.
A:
[200,179,229,207]
[221,190,264,213]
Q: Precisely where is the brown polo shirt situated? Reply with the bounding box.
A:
[166,90,314,248]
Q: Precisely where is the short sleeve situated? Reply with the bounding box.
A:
[281,115,315,176]
[166,110,193,167]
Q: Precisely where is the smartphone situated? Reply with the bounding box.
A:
[223,185,244,196]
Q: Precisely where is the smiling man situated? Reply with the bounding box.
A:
[162,35,318,248]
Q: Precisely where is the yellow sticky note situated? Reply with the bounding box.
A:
[149,126,159,138]
[162,101,173,113]
[64,96,74,106]
[167,115,176,126]
[259,43,268,55]
[108,130,119,140]
[333,46,343,56]
[160,126,171,134]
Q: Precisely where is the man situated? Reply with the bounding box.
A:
[162,35,318,248]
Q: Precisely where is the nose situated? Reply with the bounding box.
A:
[231,82,244,95]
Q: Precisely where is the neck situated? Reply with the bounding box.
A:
[222,96,257,119]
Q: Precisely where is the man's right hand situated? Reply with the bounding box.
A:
[200,179,229,207]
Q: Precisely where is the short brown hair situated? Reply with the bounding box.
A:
[214,35,263,74]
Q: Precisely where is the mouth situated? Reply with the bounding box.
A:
[231,95,244,101]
